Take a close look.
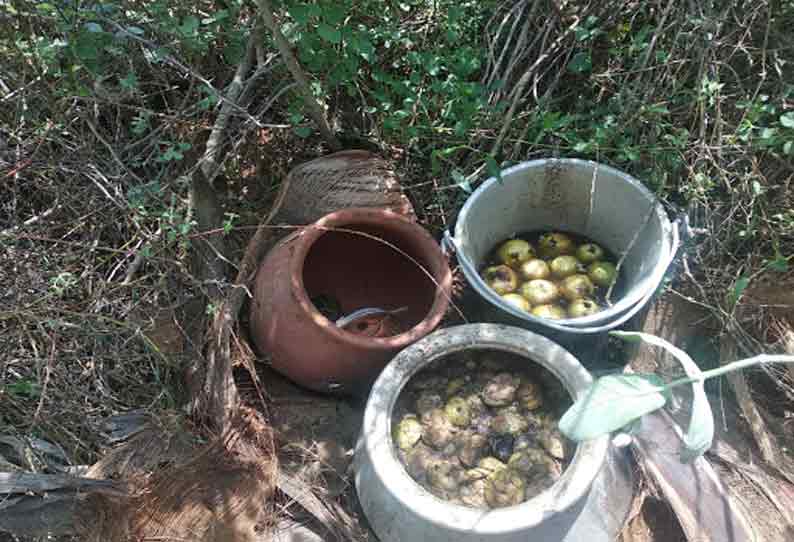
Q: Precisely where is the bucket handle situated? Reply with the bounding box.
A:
[443,214,686,335]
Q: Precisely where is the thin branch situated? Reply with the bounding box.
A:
[489,15,571,157]
[201,23,260,185]
[254,0,341,150]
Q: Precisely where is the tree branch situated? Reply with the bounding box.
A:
[254,0,341,151]
[201,23,260,185]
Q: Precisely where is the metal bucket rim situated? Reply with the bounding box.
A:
[452,158,675,332]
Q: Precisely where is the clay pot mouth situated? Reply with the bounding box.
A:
[290,207,452,350]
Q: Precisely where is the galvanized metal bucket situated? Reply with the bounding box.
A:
[445,158,681,335]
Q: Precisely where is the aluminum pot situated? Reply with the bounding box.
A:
[355,323,634,542]
[445,158,681,335]
[249,207,452,394]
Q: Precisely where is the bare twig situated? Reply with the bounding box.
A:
[201,23,260,186]
[254,0,341,150]
[0,201,60,236]
[489,15,572,157]
[84,118,145,184]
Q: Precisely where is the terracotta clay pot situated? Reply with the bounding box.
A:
[249,207,452,394]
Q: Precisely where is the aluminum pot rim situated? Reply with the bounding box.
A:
[358,323,610,535]
[453,158,674,329]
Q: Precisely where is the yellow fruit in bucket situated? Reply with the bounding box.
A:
[588,261,618,288]
[560,274,595,301]
[567,298,601,318]
[501,293,531,312]
[519,279,560,306]
[538,232,574,259]
[576,243,604,264]
[481,265,519,295]
[519,259,551,280]
[496,239,535,267]
[531,304,567,320]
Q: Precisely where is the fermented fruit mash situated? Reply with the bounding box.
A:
[393,351,573,508]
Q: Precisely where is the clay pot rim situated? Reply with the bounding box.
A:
[291,207,452,350]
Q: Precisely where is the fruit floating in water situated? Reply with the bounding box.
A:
[446,378,466,397]
[549,255,582,279]
[560,274,595,301]
[423,408,456,449]
[482,265,519,295]
[393,351,573,509]
[484,468,526,508]
[480,230,622,321]
[427,461,463,495]
[445,396,472,427]
[497,239,535,266]
[501,293,530,312]
[576,243,604,264]
[477,457,507,477]
[459,433,488,467]
[538,232,574,259]
[491,407,530,435]
[519,279,560,306]
[508,447,556,479]
[519,259,551,280]
[517,380,543,410]
[482,373,519,407]
[588,261,618,288]
[567,298,600,318]
[395,416,423,450]
[531,304,566,320]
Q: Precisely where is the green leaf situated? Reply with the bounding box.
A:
[317,23,341,44]
[784,141,793,155]
[568,51,592,73]
[322,5,346,25]
[780,112,794,128]
[728,276,750,308]
[350,33,375,61]
[451,169,471,193]
[768,257,789,272]
[179,15,199,36]
[573,141,590,153]
[127,26,145,35]
[559,373,668,441]
[294,125,313,138]
[119,71,138,90]
[289,4,311,25]
[84,22,104,33]
[6,380,41,398]
[611,331,714,461]
[761,127,777,140]
[681,378,714,461]
[646,104,670,115]
[485,155,502,183]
